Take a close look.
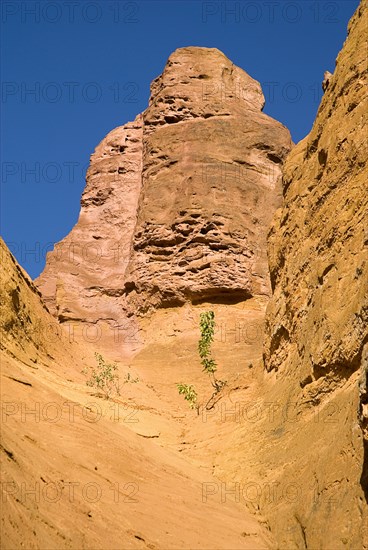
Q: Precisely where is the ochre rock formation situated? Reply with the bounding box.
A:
[233,2,367,547]
[35,116,143,357]
[36,47,292,353]
[124,47,291,313]
[3,5,367,548]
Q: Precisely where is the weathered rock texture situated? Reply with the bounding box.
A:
[257,2,367,546]
[0,237,80,369]
[124,48,291,312]
[36,47,291,345]
[36,116,143,355]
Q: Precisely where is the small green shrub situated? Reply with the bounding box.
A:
[199,311,225,394]
[82,353,120,400]
[177,383,198,409]
[177,310,226,412]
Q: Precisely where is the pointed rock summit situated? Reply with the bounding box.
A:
[36,47,292,354]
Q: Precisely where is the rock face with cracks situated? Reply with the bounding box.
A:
[36,116,143,356]
[259,2,368,546]
[36,47,292,342]
[124,47,291,313]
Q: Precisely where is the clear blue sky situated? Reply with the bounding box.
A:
[1,0,360,278]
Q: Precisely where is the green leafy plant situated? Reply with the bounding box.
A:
[176,383,198,410]
[177,310,226,412]
[199,311,226,407]
[82,353,120,400]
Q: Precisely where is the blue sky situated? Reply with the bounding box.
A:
[1,0,360,278]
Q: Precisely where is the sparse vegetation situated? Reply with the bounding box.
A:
[198,311,226,395]
[176,383,198,410]
[123,372,139,384]
[177,310,226,412]
[82,353,120,400]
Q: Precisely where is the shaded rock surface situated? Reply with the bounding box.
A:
[257,2,368,546]
[36,116,143,356]
[0,237,81,369]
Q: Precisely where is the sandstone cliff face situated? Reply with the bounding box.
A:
[36,47,291,346]
[36,116,143,356]
[264,3,367,384]
[0,237,80,369]
[124,47,291,313]
[257,2,367,546]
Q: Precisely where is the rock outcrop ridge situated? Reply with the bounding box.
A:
[35,116,143,354]
[259,2,367,546]
[36,47,291,343]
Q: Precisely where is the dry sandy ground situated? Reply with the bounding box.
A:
[1,239,274,549]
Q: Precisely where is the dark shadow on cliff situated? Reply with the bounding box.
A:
[360,438,368,503]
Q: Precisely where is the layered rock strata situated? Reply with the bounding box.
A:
[259,2,368,546]
[36,47,292,345]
